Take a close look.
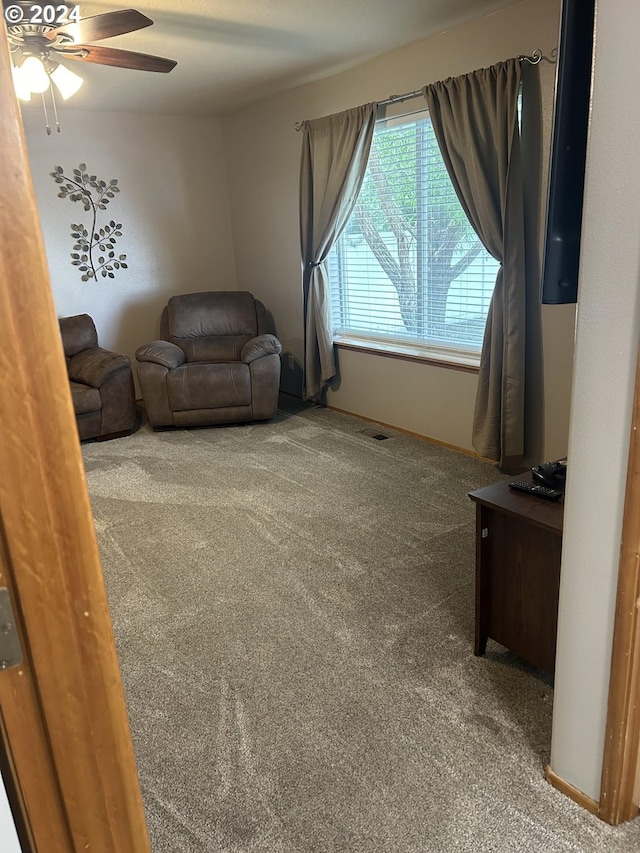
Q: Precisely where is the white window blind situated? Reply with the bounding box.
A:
[329,109,500,363]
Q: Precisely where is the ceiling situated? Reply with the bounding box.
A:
[13,0,521,116]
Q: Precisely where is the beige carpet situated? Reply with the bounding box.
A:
[82,397,639,852]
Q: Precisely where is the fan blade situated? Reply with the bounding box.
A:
[44,9,153,43]
[59,45,177,73]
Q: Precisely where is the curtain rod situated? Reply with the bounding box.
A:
[376,49,554,109]
[294,48,556,131]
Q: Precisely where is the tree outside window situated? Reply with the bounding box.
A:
[330,113,499,356]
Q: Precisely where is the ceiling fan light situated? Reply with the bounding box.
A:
[50,63,84,100]
[12,65,31,101]
[21,57,50,94]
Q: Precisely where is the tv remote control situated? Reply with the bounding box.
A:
[508,480,562,501]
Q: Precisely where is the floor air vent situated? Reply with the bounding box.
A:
[359,428,391,440]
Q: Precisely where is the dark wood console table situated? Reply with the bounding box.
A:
[468,477,564,674]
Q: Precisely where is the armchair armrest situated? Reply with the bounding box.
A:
[135,340,186,370]
[68,347,131,388]
[241,334,283,364]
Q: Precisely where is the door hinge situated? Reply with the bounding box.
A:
[0,588,22,671]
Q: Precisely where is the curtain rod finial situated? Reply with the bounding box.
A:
[519,47,557,65]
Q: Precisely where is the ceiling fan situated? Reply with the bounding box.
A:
[4,2,177,128]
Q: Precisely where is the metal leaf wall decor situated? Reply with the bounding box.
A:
[50,163,127,282]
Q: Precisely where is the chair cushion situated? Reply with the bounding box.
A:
[69,381,101,415]
[179,334,253,363]
[241,334,283,363]
[166,291,258,362]
[68,348,131,388]
[135,340,186,369]
[166,363,251,411]
[59,314,98,357]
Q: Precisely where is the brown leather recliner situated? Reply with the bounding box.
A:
[59,314,137,441]
[135,291,282,429]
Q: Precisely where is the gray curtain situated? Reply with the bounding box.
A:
[423,60,526,471]
[299,104,377,400]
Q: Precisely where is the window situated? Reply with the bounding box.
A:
[329,109,500,365]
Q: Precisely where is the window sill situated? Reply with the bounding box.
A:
[333,335,481,374]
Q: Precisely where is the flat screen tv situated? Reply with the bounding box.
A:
[540,0,596,304]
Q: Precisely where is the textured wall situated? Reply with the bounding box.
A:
[550,0,640,801]
[221,0,569,456]
[23,109,237,391]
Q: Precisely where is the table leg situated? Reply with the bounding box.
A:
[474,504,489,657]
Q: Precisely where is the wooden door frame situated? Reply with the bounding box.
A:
[0,19,151,852]
[599,344,640,824]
